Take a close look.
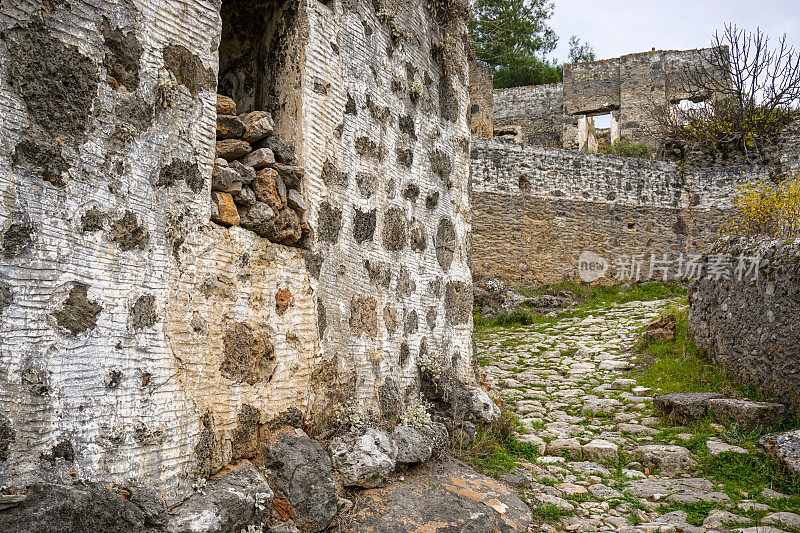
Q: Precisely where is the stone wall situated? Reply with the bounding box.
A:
[494,83,565,147]
[470,138,768,284]
[0,0,475,505]
[494,48,724,151]
[689,239,800,410]
[468,60,493,138]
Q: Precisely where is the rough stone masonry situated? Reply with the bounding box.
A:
[0,0,476,505]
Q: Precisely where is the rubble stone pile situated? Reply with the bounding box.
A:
[211,94,308,246]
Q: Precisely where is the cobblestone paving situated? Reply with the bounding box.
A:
[477,298,800,533]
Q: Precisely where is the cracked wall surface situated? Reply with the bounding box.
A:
[470,138,768,284]
[0,0,473,505]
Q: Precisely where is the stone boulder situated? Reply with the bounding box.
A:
[330,428,398,488]
[262,428,337,532]
[0,483,150,533]
[643,313,677,342]
[167,461,272,533]
[637,444,698,476]
[653,392,724,424]
[348,457,531,532]
[760,429,800,475]
[707,398,787,431]
[392,425,433,465]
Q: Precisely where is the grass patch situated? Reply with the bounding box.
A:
[530,502,572,520]
[475,281,685,330]
[452,409,540,477]
[632,306,763,399]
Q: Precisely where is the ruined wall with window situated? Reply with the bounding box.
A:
[491,48,724,152]
[470,138,766,284]
[0,0,475,506]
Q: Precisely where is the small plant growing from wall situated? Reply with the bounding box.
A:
[400,401,433,429]
[417,352,442,380]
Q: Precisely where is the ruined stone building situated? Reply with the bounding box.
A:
[493,48,722,151]
[0,0,481,508]
[470,47,799,285]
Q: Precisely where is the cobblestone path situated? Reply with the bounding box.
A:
[477,298,799,533]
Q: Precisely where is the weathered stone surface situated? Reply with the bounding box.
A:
[637,444,698,476]
[760,429,800,475]
[211,165,243,194]
[653,392,724,424]
[229,160,257,185]
[330,429,397,488]
[348,457,531,532]
[392,425,433,464]
[210,191,240,227]
[216,94,237,115]
[272,163,303,189]
[0,483,148,533]
[763,512,800,529]
[52,283,102,336]
[253,168,285,212]
[263,428,337,532]
[625,477,713,500]
[167,461,272,533]
[546,438,582,459]
[3,26,98,139]
[583,439,619,463]
[216,139,252,161]
[706,439,747,456]
[241,148,276,169]
[707,398,787,431]
[643,313,677,342]
[240,203,276,238]
[258,133,296,165]
[216,114,245,139]
[689,240,800,410]
[286,189,307,213]
[240,111,274,143]
[275,208,302,245]
[220,322,275,385]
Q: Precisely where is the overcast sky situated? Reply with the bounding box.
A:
[547,0,799,63]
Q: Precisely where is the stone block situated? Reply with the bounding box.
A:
[216,94,236,115]
[211,165,242,194]
[216,114,245,139]
[240,111,274,143]
[760,429,800,476]
[215,139,251,161]
[707,398,787,431]
[286,189,307,213]
[253,168,284,212]
[330,429,397,488]
[241,147,275,169]
[637,444,697,475]
[652,392,724,424]
[582,439,618,463]
[210,191,239,227]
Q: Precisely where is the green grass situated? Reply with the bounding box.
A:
[631,305,800,521]
[530,502,572,520]
[632,306,763,399]
[475,281,685,330]
[452,409,540,476]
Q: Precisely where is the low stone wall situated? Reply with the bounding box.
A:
[493,83,565,147]
[689,239,800,410]
[470,138,768,284]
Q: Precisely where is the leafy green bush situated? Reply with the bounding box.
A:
[600,139,650,158]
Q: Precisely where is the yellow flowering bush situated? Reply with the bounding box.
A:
[722,173,800,238]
